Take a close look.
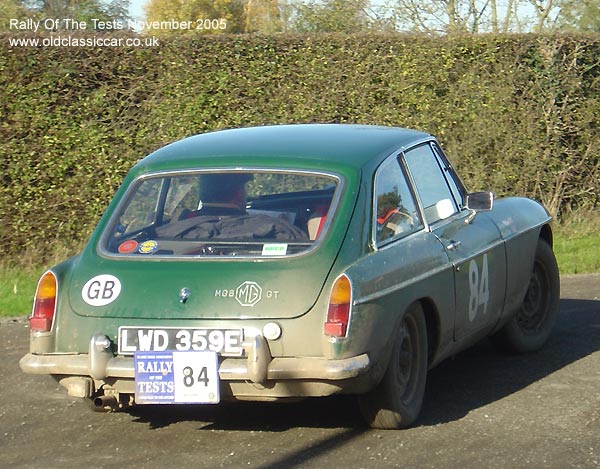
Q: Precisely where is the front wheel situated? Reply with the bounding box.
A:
[358,302,428,429]
[491,239,560,354]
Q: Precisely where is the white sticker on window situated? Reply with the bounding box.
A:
[82,274,122,306]
[262,244,288,256]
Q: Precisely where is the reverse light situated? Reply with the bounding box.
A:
[324,274,352,338]
[263,322,282,340]
[30,271,57,332]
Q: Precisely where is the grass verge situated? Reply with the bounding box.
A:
[0,266,43,318]
[553,213,600,274]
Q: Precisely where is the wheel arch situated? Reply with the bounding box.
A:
[358,296,433,429]
[365,296,440,388]
[414,297,440,367]
[539,223,553,248]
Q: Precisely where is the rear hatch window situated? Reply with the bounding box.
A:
[101,170,339,258]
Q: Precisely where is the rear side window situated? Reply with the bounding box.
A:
[102,171,339,257]
[374,156,423,245]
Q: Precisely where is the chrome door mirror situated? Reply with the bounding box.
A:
[466,192,494,212]
[464,192,493,224]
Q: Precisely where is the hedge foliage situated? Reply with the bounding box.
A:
[1,33,599,261]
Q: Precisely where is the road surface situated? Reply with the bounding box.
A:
[1,275,598,468]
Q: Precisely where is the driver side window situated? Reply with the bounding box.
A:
[403,144,459,225]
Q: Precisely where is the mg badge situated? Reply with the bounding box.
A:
[179,287,190,304]
[235,281,262,307]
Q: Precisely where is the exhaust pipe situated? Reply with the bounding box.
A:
[92,394,119,412]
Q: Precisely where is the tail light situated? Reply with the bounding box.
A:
[324,274,352,338]
[30,271,57,332]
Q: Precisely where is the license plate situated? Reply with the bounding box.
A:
[118,327,243,356]
[134,351,220,404]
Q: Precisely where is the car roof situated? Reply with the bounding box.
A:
[136,124,432,174]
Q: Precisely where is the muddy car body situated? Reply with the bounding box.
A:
[21,125,559,428]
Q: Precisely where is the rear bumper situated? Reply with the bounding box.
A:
[20,333,371,399]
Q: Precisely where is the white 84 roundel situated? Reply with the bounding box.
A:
[468,254,490,321]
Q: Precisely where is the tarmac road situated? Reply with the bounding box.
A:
[1,275,599,468]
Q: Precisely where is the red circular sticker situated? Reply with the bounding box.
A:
[118,240,139,254]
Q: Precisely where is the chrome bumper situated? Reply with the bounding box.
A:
[20,333,370,384]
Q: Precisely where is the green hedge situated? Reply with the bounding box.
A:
[1,33,599,262]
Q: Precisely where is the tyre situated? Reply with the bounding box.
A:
[358,302,428,429]
[491,239,559,354]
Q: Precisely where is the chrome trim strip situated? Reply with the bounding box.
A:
[446,238,507,267]
[500,218,552,243]
[354,263,454,305]
[374,227,429,252]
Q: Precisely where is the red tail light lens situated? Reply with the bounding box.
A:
[324,274,352,337]
[30,271,57,332]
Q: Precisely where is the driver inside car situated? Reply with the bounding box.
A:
[182,173,253,218]
[157,173,309,241]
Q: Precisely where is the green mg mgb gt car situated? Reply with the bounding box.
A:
[21,124,559,429]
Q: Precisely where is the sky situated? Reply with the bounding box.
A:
[126,0,542,31]
[128,0,147,20]
[126,0,394,22]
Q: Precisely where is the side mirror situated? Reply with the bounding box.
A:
[466,192,494,212]
[464,192,493,224]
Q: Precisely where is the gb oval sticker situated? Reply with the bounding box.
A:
[82,275,122,306]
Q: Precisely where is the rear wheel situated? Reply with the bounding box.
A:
[491,239,559,353]
[359,302,428,429]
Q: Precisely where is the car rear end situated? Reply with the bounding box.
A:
[20,165,372,410]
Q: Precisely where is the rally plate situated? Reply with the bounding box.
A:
[134,351,220,404]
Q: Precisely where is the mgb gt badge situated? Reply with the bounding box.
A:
[235,281,262,307]
[214,281,280,307]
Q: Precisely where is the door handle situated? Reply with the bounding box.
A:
[446,240,462,251]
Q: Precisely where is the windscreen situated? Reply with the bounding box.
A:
[102,170,339,257]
